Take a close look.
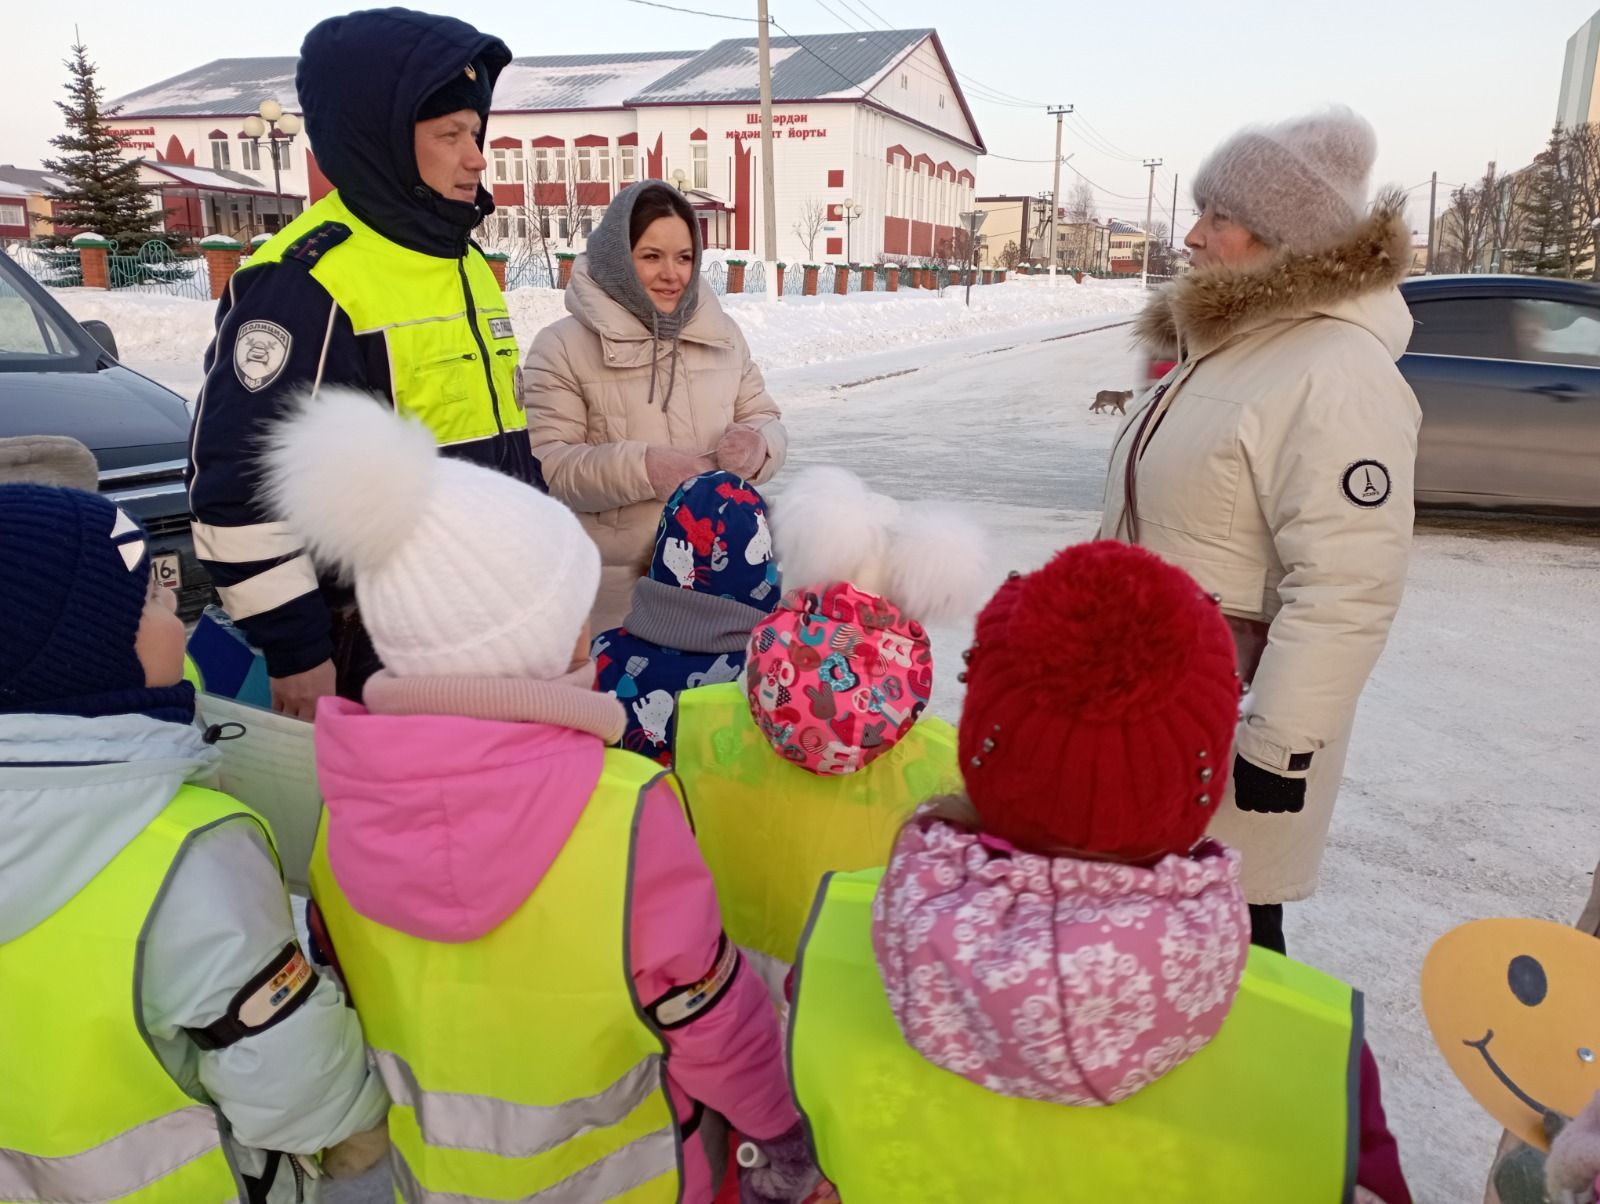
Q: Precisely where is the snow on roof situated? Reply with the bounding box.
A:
[140,160,304,198]
[114,58,299,117]
[493,52,701,111]
[628,29,930,104]
[0,164,63,195]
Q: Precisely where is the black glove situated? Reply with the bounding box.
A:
[738,1120,822,1204]
[1232,754,1306,814]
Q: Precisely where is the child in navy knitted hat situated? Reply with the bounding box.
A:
[0,482,390,1194]
[592,470,779,764]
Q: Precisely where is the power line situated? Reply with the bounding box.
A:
[619,0,759,20]
[1073,111,1141,160]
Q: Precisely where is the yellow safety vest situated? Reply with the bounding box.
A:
[309,748,680,1203]
[673,682,962,966]
[0,786,272,1203]
[243,191,526,455]
[792,869,1360,1203]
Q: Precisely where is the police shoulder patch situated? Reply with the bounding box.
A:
[234,319,293,393]
[1341,460,1393,509]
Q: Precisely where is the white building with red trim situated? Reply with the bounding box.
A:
[107,28,983,265]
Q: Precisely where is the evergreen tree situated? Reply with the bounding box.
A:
[41,40,162,249]
[1509,137,1569,276]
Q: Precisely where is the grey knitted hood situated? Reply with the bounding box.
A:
[585,181,702,340]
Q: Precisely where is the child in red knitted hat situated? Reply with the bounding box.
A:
[785,541,1411,1203]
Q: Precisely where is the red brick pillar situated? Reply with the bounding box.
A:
[73,234,113,289]
[886,266,899,292]
[200,236,243,299]
[860,266,875,292]
[802,265,819,296]
[776,264,786,294]
[727,261,746,293]
[557,253,576,289]
[833,264,849,295]
[484,251,508,290]
[997,269,1007,283]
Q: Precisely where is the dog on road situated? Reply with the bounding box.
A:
[1090,389,1133,415]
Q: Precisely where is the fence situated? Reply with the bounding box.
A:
[5,237,209,299]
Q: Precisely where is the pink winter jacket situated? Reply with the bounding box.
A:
[313,699,799,1202]
[873,812,1249,1105]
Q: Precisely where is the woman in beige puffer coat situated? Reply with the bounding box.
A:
[524,182,787,630]
[1100,107,1420,953]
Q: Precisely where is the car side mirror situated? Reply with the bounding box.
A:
[81,319,118,361]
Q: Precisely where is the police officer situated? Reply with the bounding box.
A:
[188,8,540,719]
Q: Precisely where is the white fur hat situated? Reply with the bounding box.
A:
[769,465,988,624]
[1192,105,1377,251]
[263,389,599,681]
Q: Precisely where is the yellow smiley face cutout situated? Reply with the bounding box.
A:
[1422,918,1600,1149]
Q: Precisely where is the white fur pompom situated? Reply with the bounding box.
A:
[885,502,989,624]
[772,465,899,595]
[261,388,439,581]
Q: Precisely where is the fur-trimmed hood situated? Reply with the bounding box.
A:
[1136,190,1412,361]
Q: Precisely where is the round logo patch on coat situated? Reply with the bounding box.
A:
[1342,460,1393,509]
[234,320,293,393]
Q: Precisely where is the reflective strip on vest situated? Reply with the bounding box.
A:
[243,192,524,445]
[389,1125,678,1204]
[309,749,680,1202]
[0,786,270,1204]
[791,869,1361,1203]
[674,682,962,965]
[374,1048,665,1159]
[0,1106,232,1204]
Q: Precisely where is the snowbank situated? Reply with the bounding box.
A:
[57,276,1149,395]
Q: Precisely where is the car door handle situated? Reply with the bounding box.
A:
[1523,382,1585,401]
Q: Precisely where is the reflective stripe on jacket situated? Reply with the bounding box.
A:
[792,868,1361,1203]
[0,785,270,1202]
[673,682,960,965]
[309,747,680,1202]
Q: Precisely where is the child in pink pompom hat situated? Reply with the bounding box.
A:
[673,465,987,983]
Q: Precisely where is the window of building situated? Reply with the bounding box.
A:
[0,202,25,229]
[492,148,526,183]
[939,94,946,110]
[211,138,230,172]
[577,146,594,181]
[559,215,570,241]
[619,146,637,182]
[692,142,708,190]
[900,73,908,89]
[581,216,595,238]
[533,149,551,181]
[598,149,612,182]
[827,168,844,189]
[240,139,261,172]
[540,215,552,239]
[888,164,901,217]
[270,139,291,171]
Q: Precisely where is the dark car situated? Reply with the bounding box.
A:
[0,250,214,616]
[1400,274,1600,514]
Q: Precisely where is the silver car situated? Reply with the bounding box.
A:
[1400,275,1600,514]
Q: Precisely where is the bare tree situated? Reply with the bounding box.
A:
[791,198,825,261]
[1437,164,1501,274]
[998,239,1021,270]
[1555,123,1600,279]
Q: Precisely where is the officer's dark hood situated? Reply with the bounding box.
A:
[297,8,511,258]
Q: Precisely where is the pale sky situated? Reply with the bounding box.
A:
[1,0,1586,239]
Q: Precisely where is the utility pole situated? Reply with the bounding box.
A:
[757,0,779,298]
[1046,105,1072,281]
[1426,171,1438,275]
[1141,158,1162,290]
[1169,172,1178,249]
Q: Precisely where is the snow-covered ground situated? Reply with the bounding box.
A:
[54,282,1600,1202]
[53,273,1147,399]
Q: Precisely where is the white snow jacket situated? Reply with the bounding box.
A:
[1099,195,1420,904]
[0,712,388,1201]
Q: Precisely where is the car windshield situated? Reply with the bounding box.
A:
[0,271,76,359]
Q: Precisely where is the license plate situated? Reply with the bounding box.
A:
[151,552,182,592]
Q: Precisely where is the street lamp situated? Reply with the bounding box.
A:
[959,208,987,307]
[671,168,689,193]
[242,100,301,231]
[842,197,863,264]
